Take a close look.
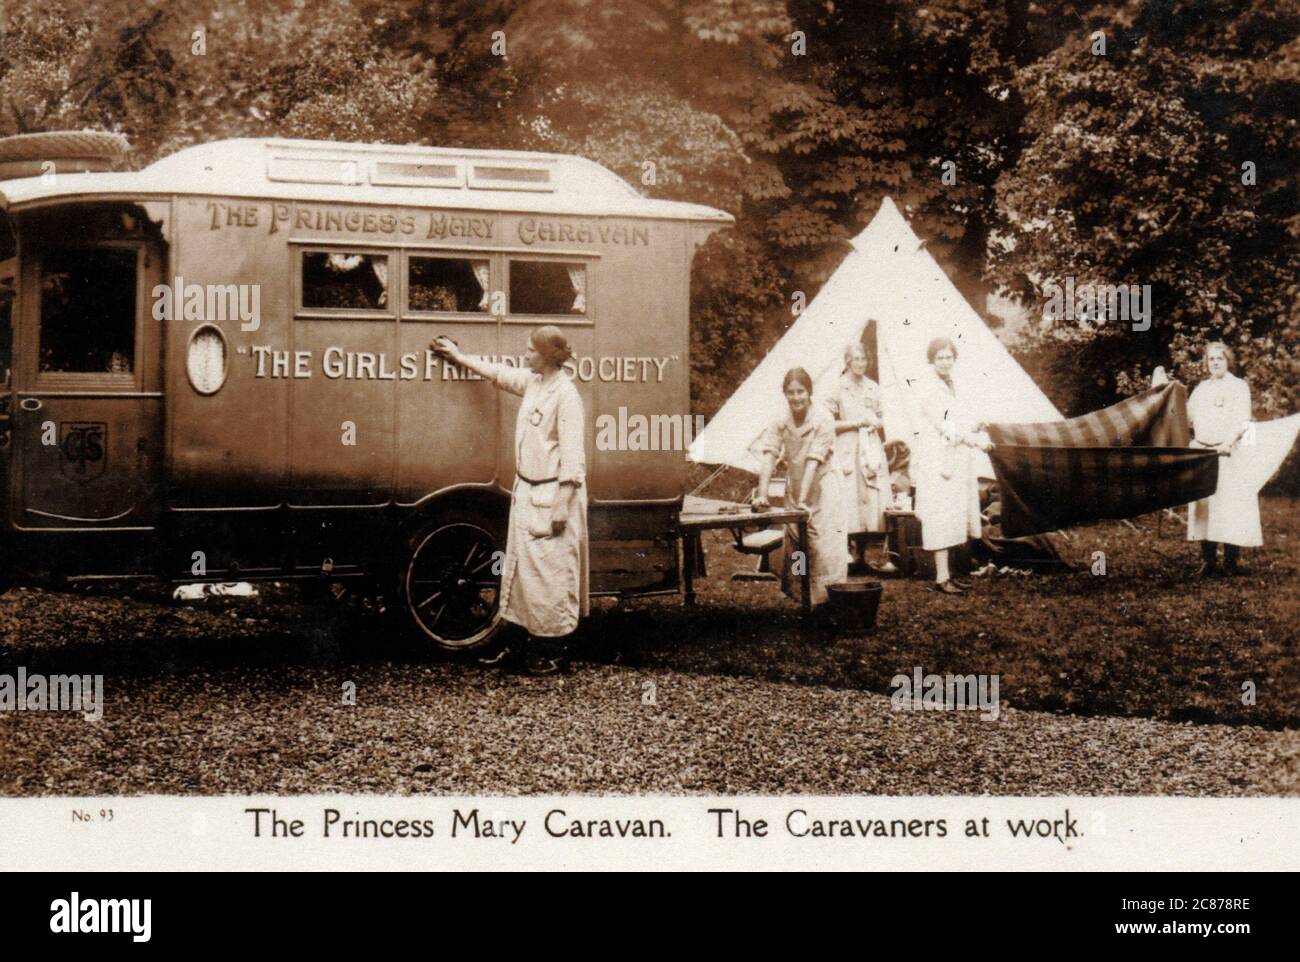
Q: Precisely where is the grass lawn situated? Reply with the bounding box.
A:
[577,496,1299,729]
[3,499,1294,735]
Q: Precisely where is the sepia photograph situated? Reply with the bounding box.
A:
[0,0,1296,889]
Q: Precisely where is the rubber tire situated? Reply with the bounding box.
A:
[402,506,508,654]
[0,130,129,163]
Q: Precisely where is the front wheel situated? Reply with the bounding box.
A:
[403,515,506,652]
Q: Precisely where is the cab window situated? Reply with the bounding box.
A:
[509,260,586,316]
[0,274,12,387]
[38,248,137,375]
[0,213,14,387]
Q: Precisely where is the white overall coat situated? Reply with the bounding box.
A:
[493,365,590,636]
[755,406,850,605]
[913,368,982,552]
[1187,372,1262,547]
[825,373,888,535]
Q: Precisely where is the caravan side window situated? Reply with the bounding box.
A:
[38,248,137,375]
[299,249,392,315]
[407,255,490,314]
[508,260,586,316]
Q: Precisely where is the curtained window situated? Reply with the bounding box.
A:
[301,251,390,311]
[408,256,491,313]
[509,260,587,315]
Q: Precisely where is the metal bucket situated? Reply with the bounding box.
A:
[824,579,883,632]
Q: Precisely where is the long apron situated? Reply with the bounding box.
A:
[493,366,590,636]
[1187,373,1262,547]
[826,374,887,534]
[756,408,850,605]
[913,369,981,552]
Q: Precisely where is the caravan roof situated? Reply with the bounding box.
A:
[0,137,733,224]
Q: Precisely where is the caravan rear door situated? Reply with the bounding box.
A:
[12,210,164,531]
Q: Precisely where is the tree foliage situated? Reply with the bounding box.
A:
[990,0,1300,425]
[1,0,1296,450]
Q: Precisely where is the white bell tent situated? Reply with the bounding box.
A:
[687,196,1062,476]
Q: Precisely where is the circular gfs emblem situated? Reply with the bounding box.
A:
[186,324,228,396]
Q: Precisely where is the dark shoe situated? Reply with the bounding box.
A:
[1224,564,1246,577]
[1198,563,1218,578]
[525,654,563,676]
[927,581,964,594]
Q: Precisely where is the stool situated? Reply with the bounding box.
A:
[730,527,784,582]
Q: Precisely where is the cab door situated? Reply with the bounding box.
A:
[14,234,163,530]
[0,230,14,525]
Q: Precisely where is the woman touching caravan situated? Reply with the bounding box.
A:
[430,327,589,674]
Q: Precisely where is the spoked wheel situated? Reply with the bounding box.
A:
[404,519,504,652]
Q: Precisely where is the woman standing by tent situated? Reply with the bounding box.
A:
[1187,341,1260,576]
[826,339,896,573]
[430,327,589,673]
[914,337,990,594]
[752,368,849,609]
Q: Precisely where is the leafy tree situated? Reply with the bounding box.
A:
[0,1,180,151]
[0,0,486,161]
[3,0,1295,469]
[497,0,792,409]
[989,0,1300,430]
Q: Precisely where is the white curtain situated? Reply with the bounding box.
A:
[325,252,387,306]
[473,260,490,311]
[371,257,388,306]
[567,264,586,313]
[327,253,362,272]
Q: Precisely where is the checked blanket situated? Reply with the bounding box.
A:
[986,383,1220,537]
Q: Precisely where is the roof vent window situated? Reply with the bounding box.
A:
[468,164,553,192]
[371,160,462,188]
[268,155,365,185]
[265,149,556,192]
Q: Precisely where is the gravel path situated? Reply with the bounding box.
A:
[3,661,1296,796]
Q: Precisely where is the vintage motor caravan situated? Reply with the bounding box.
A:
[0,133,731,649]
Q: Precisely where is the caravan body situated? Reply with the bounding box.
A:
[0,136,731,648]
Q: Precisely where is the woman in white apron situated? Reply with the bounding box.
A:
[826,340,895,572]
[1187,341,1259,575]
[752,368,849,609]
[431,327,588,673]
[913,338,989,594]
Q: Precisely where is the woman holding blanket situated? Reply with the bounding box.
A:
[914,337,990,594]
[1187,341,1260,576]
[431,327,589,674]
[752,367,849,611]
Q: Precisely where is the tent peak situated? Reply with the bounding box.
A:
[849,195,920,254]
